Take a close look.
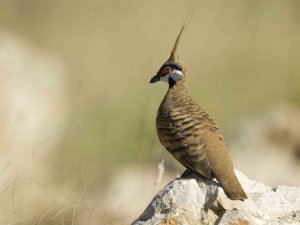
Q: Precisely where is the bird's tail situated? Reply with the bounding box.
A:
[217,172,247,200]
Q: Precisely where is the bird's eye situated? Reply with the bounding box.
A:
[163,66,172,75]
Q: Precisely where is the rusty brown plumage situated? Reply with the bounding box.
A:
[150,25,247,200]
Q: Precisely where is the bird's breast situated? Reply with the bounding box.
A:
[156,104,203,148]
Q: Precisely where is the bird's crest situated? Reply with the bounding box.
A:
[167,19,191,62]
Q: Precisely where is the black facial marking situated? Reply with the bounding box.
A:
[168,76,176,88]
[166,63,182,71]
[157,63,182,75]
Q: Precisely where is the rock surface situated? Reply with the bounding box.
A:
[132,171,300,225]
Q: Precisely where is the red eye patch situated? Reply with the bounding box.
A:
[162,66,173,75]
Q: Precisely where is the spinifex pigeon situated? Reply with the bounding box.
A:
[150,24,247,200]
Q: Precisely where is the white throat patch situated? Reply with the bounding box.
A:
[160,70,183,83]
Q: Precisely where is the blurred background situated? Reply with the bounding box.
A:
[0,0,300,224]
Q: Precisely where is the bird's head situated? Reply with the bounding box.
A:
[150,24,187,87]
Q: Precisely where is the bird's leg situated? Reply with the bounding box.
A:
[180,168,194,178]
[181,169,220,186]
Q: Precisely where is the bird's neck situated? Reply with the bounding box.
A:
[161,79,192,109]
[168,79,187,93]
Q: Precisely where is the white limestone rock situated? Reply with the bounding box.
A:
[132,171,300,225]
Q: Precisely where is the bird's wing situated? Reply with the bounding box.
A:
[157,107,221,179]
[176,135,212,179]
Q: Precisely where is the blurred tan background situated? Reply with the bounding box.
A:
[0,0,300,224]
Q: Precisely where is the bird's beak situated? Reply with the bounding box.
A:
[150,74,160,83]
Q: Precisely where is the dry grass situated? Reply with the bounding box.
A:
[0,159,172,225]
[0,161,111,225]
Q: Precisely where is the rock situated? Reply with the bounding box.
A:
[132,170,300,225]
[231,104,300,186]
[98,165,176,224]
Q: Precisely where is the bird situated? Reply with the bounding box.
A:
[149,24,247,200]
